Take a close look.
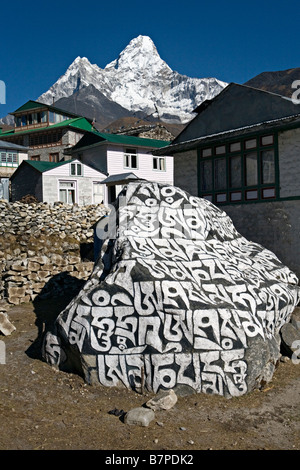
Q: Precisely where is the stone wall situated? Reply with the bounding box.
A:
[23,129,85,162]
[173,150,198,196]
[0,199,108,305]
[223,199,300,279]
[278,127,300,198]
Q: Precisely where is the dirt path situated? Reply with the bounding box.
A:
[0,296,299,452]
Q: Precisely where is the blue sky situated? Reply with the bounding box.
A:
[1,0,299,118]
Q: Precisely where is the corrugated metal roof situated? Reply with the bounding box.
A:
[0,139,29,150]
[100,172,139,184]
[12,101,49,113]
[11,100,82,119]
[0,117,94,139]
[154,113,300,156]
[94,132,171,148]
[24,159,73,173]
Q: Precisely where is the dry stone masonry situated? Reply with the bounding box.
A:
[42,182,300,397]
[0,200,108,305]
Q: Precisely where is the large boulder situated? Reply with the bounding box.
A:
[42,182,300,397]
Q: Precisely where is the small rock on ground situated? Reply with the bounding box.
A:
[0,312,16,336]
[146,389,177,411]
[124,407,155,427]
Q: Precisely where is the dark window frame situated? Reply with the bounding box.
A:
[197,133,278,205]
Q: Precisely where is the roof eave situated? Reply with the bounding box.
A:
[154,113,300,156]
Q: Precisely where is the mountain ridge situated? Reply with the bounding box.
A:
[244,67,300,98]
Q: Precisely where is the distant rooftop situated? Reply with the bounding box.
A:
[100,172,140,184]
[0,139,29,151]
[69,130,171,153]
[0,116,95,139]
[10,100,86,120]
[22,159,73,173]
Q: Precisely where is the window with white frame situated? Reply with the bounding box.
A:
[124,148,138,169]
[153,156,166,171]
[70,162,82,176]
[0,151,18,167]
[59,181,76,204]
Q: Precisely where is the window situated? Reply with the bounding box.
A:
[59,181,76,204]
[124,148,138,169]
[0,152,18,167]
[214,158,226,190]
[229,155,241,188]
[199,160,213,192]
[15,110,48,128]
[261,149,275,184]
[198,134,276,204]
[41,111,47,123]
[230,142,241,152]
[202,148,212,158]
[245,152,258,186]
[29,130,62,147]
[153,157,166,171]
[31,155,40,161]
[215,145,226,155]
[70,162,82,176]
[49,153,59,163]
[15,116,22,127]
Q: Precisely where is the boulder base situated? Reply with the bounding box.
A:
[42,182,300,397]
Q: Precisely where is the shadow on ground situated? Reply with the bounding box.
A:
[25,273,85,361]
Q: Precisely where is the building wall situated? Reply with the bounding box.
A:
[278,127,300,198]
[0,150,28,178]
[173,150,198,195]
[106,145,174,185]
[11,166,42,201]
[18,151,28,165]
[42,174,105,205]
[223,127,300,276]
[172,128,300,278]
[74,145,108,173]
[63,129,85,147]
[26,129,85,162]
[223,200,300,278]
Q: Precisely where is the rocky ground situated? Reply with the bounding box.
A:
[0,293,299,455]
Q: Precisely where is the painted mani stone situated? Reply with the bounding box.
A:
[42,182,300,397]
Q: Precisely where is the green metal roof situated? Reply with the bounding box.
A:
[24,159,73,173]
[0,117,95,138]
[95,132,171,148]
[12,101,49,113]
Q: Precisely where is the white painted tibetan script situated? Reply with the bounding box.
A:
[43,182,300,397]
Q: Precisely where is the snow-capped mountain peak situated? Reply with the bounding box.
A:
[37,35,228,124]
[105,35,171,74]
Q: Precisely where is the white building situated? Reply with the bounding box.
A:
[10,159,106,205]
[0,139,29,200]
[66,131,173,204]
